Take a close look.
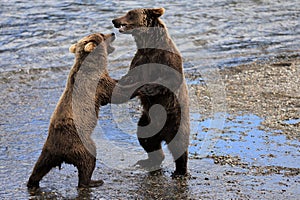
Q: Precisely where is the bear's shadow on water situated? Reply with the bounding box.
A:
[27,187,92,200]
[26,168,190,199]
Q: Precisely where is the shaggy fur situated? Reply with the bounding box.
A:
[112,8,190,176]
[27,33,116,189]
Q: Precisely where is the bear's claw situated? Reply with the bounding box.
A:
[89,179,104,187]
[171,170,190,179]
[78,179,104,188]
[27,180,39,189]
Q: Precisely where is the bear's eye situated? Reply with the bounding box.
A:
[91,40,99,45]
[128,11,135,20]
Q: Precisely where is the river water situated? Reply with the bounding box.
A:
[0,0,299,199]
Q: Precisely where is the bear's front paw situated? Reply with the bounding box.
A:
[139,85,160,96]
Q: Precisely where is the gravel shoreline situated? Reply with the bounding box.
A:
[188,57,300,140]
[221,57,300,140]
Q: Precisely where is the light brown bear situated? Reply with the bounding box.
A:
[112,8,190,176]
[27,33,116,189]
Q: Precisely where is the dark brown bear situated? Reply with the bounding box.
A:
[112,8,190,176]
[27,33,117,189]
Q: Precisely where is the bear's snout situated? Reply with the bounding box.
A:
[112,19,121,28]
[112,18,128,28]
[108,32,116,41]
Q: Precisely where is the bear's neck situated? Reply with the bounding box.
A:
[132,21,176,53]
[63,47,109,115]
[133,29,166,48]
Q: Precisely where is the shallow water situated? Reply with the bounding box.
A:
[191,114,300,168]
[1,0,300,199]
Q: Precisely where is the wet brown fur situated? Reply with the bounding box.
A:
[112,8,190,176]
[27,33,116,189]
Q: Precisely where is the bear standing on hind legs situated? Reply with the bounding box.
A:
[112,8,190,176]
[27,33,116,189]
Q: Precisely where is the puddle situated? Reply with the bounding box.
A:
[283,118,300,125]
[190,114,300,168]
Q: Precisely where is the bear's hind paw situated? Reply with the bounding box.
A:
[78,179,104,188]
[89,179,104,187]
[27,180,40,190]
[171,170,190,179]
[135,159,162,172]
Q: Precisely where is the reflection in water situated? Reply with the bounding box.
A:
[190,114,300,168]
[28,185,93,199]
[135,170,190,199]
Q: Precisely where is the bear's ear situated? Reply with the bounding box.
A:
[69,44,76,53]
[84,42,97,53]
[148,8,165,18]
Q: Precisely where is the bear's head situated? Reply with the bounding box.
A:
[68,33,117,110]
[112,8,165,34]
[69,33,116,58]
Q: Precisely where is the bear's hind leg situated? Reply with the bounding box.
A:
[136,112,165,171]
[167,139,188,177]
[172,150,188,177]
[136,137,165,171]
[76,154,103,188]
[27,150,58,189]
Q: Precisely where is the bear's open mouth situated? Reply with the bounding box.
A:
[103,33,115,54]
[108,34,116,54]
[118,24,128,32]
[113,23,126,28]
[108,45,115,54]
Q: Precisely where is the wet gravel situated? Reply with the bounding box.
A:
[23,57,300,199]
